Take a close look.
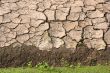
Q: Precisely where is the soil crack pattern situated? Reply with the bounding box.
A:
[0,0,110,50]
[0,0,110,67]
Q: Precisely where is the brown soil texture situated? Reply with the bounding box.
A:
[0,44,110,68]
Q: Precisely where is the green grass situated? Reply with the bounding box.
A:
[0,65,110,73]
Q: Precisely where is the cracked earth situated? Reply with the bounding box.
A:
[0,0,110,51]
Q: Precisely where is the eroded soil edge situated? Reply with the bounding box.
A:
[0,44,109,68]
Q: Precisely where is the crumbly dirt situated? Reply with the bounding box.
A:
[0,44,110,68]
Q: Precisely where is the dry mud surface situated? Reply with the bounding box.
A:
[0,0,110,67]
[0,0,110,50]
